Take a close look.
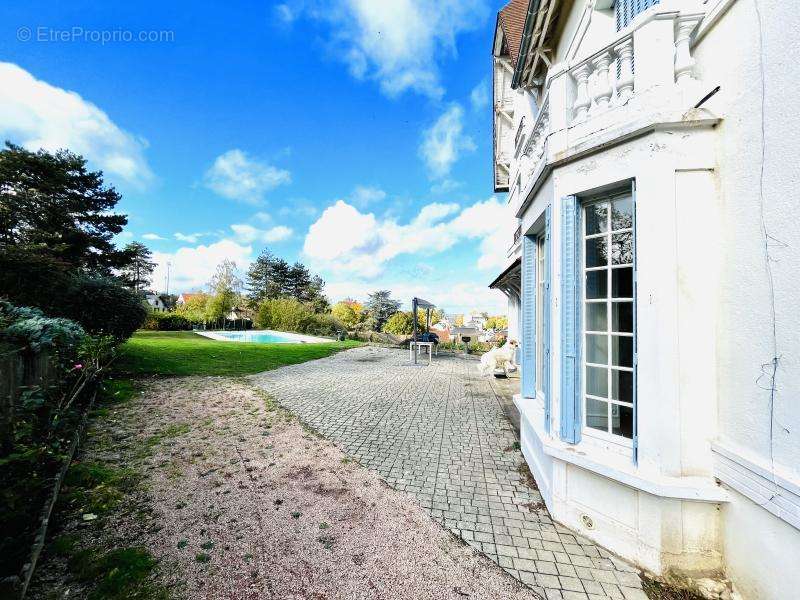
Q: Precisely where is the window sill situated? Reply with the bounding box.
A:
[514,394,728,503]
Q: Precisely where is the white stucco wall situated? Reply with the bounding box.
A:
[503,0,799,593]
[691,1,800,597]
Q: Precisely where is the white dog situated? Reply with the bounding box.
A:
[478,339,519,377]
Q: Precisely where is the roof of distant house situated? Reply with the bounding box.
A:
[497,0,529,66]
[178,292,208,303]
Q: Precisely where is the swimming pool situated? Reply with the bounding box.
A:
[196,330,332,344]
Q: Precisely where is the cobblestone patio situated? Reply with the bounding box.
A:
[251,346,646,600]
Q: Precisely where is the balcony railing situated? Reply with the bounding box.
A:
[569,33,634,124]
[506,9,704,214]
[523,92,550,163]
[513,225,522,245]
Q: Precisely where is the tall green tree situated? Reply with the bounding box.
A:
[120,241,156,292]
[0,142,129,275]
[246,249,328,310]
[364,290,401,331]
[246,249,276,305]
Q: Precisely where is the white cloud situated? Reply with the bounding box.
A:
[203,149,291,204]
[308,0,489,98]
[275,3,297,24]
[0,62,153,187]
[174,232,205,243]
[230,223,293,244]
[142,233,165,241]
[350,185,386,208]
[430,178,462,195]
[419,104,475,178]
[324,279,507,315]
[470,78,489,110]
[151,239,253,293]
[302,196,511,278]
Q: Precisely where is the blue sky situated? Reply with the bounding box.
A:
[0,0,511,313]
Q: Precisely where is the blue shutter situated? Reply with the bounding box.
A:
[560,196,581,443]
[543,205,553,432]
[615,0,661,30]
[521,235,537,398]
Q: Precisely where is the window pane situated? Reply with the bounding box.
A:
[585,270,607,299]
[611,335,634,368]
[612,267,633,298]
[611,197,633,231]
[611,232,632,265]
[586,398,609,432]
[585,237,607,268]
[586,302,607,331]
[586,334,608,365]
[611,403,633,438]
[585,203,608,235]
[586,365,608,397]
[611,301,633,332]
[611,369,633,403]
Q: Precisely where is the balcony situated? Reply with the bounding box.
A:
[509,6,710,218]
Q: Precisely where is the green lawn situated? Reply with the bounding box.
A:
[116,331,361,376]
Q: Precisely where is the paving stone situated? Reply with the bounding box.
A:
[251,346,641,599]
[614,571,643,589]
[620,587,649,600]
[560,576,586,592]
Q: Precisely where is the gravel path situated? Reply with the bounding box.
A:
[30,373,540,600]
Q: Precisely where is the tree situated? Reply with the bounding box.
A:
[120,242,156,292]
[175,294,209,324]
[382,311,415,335]
[0,143,129,275]
[246,248,328,310]
[206,259,243,324]
[484,315,509,330]
[364,290,401,331]
[246,249,277,305]
[332,301,364,330]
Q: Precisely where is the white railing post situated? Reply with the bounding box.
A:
[591,51,614,111]
[674,17,701,86]
[614,37,635,103]
[571,63,591,123]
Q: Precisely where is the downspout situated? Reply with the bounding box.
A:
[512,0,544,90]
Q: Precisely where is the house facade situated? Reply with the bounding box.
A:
[488,1,799,598]
[143,292,167,312]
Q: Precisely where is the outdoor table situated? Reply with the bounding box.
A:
[409,341,436,365]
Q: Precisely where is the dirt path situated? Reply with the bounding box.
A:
[29,376,541,600]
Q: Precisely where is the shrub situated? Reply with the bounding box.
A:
[299,312,342,337]
[60,277,147,340]
[142,312,192,331]
[382,311,415,335]
[255,298,342,337]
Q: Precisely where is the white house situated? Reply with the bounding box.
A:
[143,292,167,312]
[487,1,799,598]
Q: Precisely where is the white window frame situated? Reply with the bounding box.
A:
[580,192,635,447]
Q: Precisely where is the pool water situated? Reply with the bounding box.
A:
[199,330,329,344]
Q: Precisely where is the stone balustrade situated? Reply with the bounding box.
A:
[569,33,634,124]
[524,93,550,164]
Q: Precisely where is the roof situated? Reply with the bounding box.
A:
[488,257,522,289]
[178,292,208,302]
[497,0,529,66]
